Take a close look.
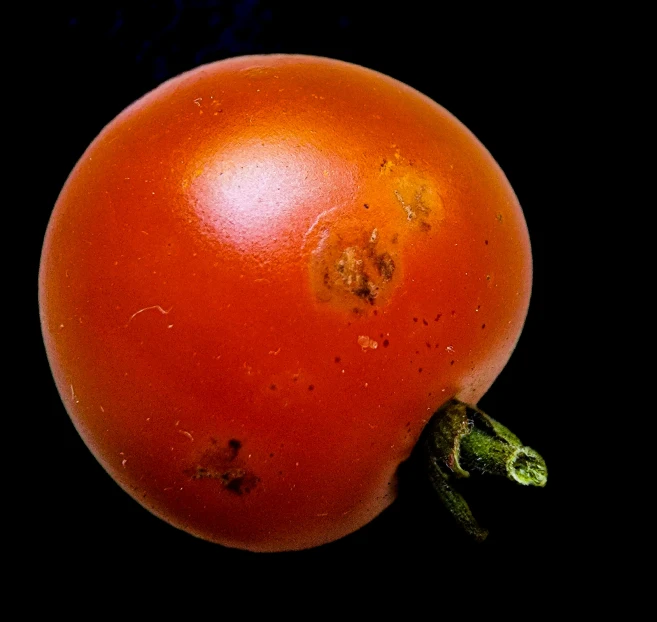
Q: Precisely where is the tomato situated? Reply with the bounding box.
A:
[39,54,531,552]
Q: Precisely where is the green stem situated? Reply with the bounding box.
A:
[460,426,547,486]
[423,399,547,541]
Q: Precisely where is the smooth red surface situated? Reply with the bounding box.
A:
[39,55,531,551]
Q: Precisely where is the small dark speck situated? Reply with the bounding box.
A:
[485,240,489,245]
[435,343,440,348]
[335,356,341,363]
[413,317,418,322]
[451,310,456,316]
[434,314,442,321]
[364,203,369,209]
[415,350,420,354]
[270,384,277,390]
[482,324,486,329]
[422,319,429,326]
[308,385,315,391]
[229,439,242,451]
[426,342,432,349]
[269,453,274,458]
[373,309,378,316]
[383,339,389,347]
[450,360,455,365]
[418,368,423,373]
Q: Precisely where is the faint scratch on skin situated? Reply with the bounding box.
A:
[126,305,172,326]
[178,430,194,441]
[70,384,79,404]
[122,459,127,468]
[269,348,281,355]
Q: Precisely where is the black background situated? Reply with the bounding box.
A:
[28,0,583,596]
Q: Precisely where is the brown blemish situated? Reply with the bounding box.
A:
[383,339,389,347]
[335,246,379,304]
[375,252,395,281]
[310,222,399,310]
[380,158,394,174]
[228,439,242,453]
[392,174,443,228]
[186,439,258,495]
[306,157,441,314]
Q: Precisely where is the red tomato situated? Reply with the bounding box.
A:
[39,55,531,552]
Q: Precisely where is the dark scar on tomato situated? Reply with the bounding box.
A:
[313,224,397,309]
[186,439,259,495]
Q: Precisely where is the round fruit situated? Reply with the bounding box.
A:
[39,55,532,552]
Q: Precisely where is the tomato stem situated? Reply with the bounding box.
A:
[423,399,547,541]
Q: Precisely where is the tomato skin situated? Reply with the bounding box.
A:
[39,55,531,551]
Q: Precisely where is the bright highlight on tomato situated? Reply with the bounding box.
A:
[39,55,535,552]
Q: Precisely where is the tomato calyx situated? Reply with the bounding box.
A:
[423,400,547,541]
